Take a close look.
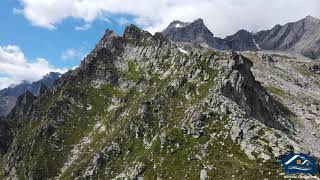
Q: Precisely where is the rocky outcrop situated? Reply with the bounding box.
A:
[219,54,289,130]
[259,54,276,63]
[308,64,320,74]
[181,110,207,138]
[242,51,320,158]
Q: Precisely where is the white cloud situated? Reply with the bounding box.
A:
[100,16,111,23]
[75,23,92,31]
[61,48,88,61]
[0,45,67,90]
[17,0,320,37]
[61,48,77,60]
[0,78,18,90]
[116,17,130,25]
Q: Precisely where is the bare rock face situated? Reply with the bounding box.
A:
[181,110,207,138]
[161,19,259,51]
[254,16,320,59]
[242,50,320,158]
[219,54,290,130]
[161,18,222,48]
[162,16,320,60]
[259,54,276,63]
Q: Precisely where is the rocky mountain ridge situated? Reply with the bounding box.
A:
[161,18,223,49]
[0,24,318,179]
[243,51,320,159]
[254,16,320,59]
[161,16,320,59]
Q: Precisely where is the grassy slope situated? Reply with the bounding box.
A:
[0,53,284,179]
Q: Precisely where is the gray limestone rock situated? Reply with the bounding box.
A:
[254,16,320,59]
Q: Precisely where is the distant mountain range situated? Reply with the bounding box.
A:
[161,18,258,51]
[254,16,320,59]
[161,16,320,59]
[0,72,61,117]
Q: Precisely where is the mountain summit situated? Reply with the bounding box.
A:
[161,18,221,48]
[162,16,320,59]
[161,19,258,51]
[254,16,320,59]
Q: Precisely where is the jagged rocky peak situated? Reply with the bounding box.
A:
[95,29,119,50]
[161,18,217,47]
[164,18,205,30]
[123,24,152,40]
[166,18,210,34]
[105,29,118,37]
[300,15,320,33]
[161,18,260,51]
[95,25,156,52]
[166,20,190,29]
[44,72,61,79]
[193,18,204,23]
[162,16,320,59]
[184,18,206,28]
[102,29,118,42]
[66,24,170,88]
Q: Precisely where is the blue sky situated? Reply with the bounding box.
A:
[0,0,319,89]
[0,0,129,69]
